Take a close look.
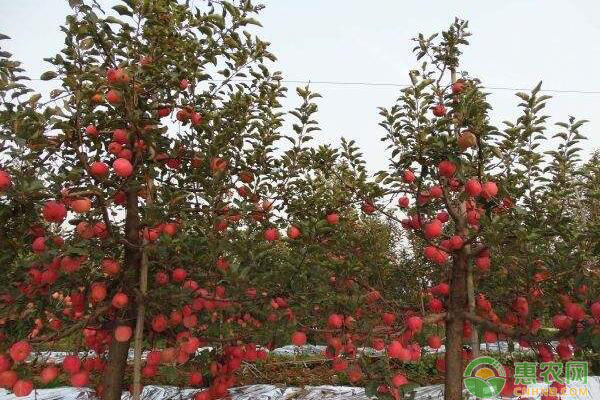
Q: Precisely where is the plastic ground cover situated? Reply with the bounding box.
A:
[3,342,594,399]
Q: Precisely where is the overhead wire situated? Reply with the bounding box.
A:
[24,78,600,94]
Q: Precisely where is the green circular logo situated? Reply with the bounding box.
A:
[463,356,507,399]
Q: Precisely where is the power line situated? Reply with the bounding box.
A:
[271,80,600,94]
[24,77,600,94]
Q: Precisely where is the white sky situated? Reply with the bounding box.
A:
[2,1,599,173]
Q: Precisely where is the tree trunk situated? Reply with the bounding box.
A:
[132,241,148,400]
[103,336,131,399]
[466,267,479,358]
[103,187,141,400]
[444,250,468,400]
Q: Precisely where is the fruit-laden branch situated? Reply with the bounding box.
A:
[68,188,114,233]
[30,305,110,343]
[66,122,116,237]
[298,313,447,334]
[462,311,567,343]
[439,179,462,226]
[327,166,458,253]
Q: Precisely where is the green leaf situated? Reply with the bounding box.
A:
[401,382,421,395]
[105,16,127,26]
[80,37,94,50]
[364,381,378,397]
[415,78,434,91]
[241,17,262,27]
[28,93,42,105]
[40,71,58,81]
[112,4,133,17]
[515,92,529,101]
[491,147,503,159]
[68,0,83,8]
[223,1,240,18]
[204,14,225,28]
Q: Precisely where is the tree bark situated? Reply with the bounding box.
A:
[103,336,130,399]
[103,187,141,400]
[132,240,148,400]
[466,266,479,358]
[444,250,468,400]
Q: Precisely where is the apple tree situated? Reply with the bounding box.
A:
[0,0,317,398]
[331,19,600,400]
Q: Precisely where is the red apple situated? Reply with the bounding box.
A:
[85,124,99,138]
[70,370,89,387]
[0,169,11,190]
[90,161,109,177]
[475,256,490,272]
[9,341,31,363]
[392,373,408,387]
[113,158,133,177]
[332,357,348,372]
[62,355,81,374]
[481,181,498,200]
[287,226,301,239]
[114,325,132,342]
[71,198,91,213]
[152,314,168,332]
[398,196,409,208]
[106,89,122,104]
[328,314,343,329]
[451,80,465,94]
[326,213,339,225]
[158,107,171,118]
[172,268,187,283]
[402,169,415,183]
[40,365,58,384]
[427,335,442,349]
[382,312,396,326]
[362,201,376,214]
[12,380,34,397]
[465,179,482,197]
[406,316,423,332]
[112,128,129,144]
[291,331,307,346]
[43,201,67,223]
[449,235,463,250]
[191,112,202,125]
[155,271,169,286]
[432,104,446,117]
[424,219,443,239]
[0,371,17,389]
[111,293,129,309]
[90,283,107,303]
[387,340,403,358]
[264,227,279,241]
[101,258,120,276]
[0,355,11,373]
[438,160,457,177]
